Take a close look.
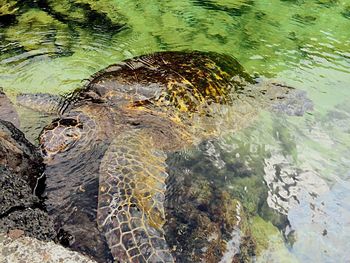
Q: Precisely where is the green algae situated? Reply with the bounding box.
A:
[0,0,18,16]
[4,9,71,52]
[251,216,299,262]
[341,4,350,19]
[166,150,257,261]
[45,0,87,23]
[40,0,126,31]
[75,0,125,24]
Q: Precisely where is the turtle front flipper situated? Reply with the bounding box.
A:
[16,93,63,114]
[250,80,313,116]
[97,129,174,263]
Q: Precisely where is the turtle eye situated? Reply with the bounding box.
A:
[59,118,79,126]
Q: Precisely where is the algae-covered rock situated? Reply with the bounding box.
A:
[341,4,350,19]
[1,0,126,59]
[315,0,338,7]
[172,138,289,229]
[192,0,254,16]
[250,216,298,263]
[4,9,73,54]
[37,0,126,32]
[165,150,256,262]
[0,0,18,16]
[75,0,126,25]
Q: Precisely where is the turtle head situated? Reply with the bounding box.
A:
[39,109,102,164]
[39,117,83,160]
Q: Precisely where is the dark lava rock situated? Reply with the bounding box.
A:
[0,119,45,193]
[0,166,37,215]
[0,166,56,241]
[0,120,55,241]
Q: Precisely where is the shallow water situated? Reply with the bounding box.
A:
[1,0,350,262]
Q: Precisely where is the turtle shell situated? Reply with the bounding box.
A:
[65,51,254,116]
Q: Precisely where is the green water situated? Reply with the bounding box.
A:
[1,0,350,262]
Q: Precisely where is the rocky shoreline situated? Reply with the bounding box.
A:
[0,118,97,262]
[0,119,54,238]
[0,232,96,263]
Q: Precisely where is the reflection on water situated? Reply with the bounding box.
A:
[289,181,350,262]
[1,0,350,262]
[264,151,329,215]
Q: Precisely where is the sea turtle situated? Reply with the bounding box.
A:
[17,51,312,262]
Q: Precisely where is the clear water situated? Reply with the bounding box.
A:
[1,0,350,262]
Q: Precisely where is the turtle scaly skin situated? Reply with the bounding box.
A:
[97,130,173,262]
[19,51,312,262]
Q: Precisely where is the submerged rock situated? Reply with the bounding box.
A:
[250,216,298,262]
[0,0,17,16]
[38,0,126,32]
[3,8,73,55]
[165,151,256,262]
[1,1,126,62]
